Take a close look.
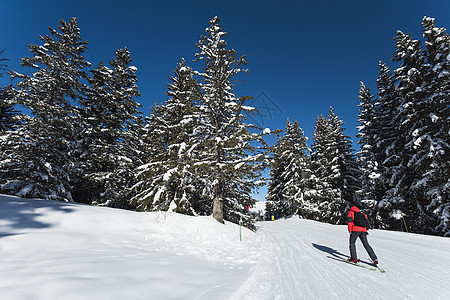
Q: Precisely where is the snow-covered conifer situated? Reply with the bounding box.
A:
[356,81,389,216]
[361,17,449,236]
[390,26,439,233]
[78,47,141,208]
[0,86,19,133]
[132,59,203,214]
[310,114,342,223]
[266,119,312,219]
[311,108,359,224]
[193,17,267,226]
[0,51,19,133]
[357,82,377,205]
[0,52,21,185]
[265,154,287,219]
[1,18,90,201]
[328,107,361,205]
[407,17,449,235]
[366,62,407,229]
[265,129,288,219]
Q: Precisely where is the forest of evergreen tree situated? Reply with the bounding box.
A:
[0,17,448,236]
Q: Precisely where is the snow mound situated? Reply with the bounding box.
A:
[0,194,258,299]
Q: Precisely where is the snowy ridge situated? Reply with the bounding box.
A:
[1,195,449,299]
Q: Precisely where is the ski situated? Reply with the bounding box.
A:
[367,260,386,273]
[373,265,386,273]
[327,256,377,271]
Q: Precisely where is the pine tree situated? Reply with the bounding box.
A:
[193,17,266,226]
[266,129,288,219]
[408,17,450,235]
[131,103,169,210]
[360,17,449,236]
[0,86,19,133]
[328,107,361,205]
[357,82,380,208]
[266,119,311,218]
[1,18,90,201]
[0,50,21,184]
[371,62,402,229]
[310,114,343,223]
[132,59,203,214]
[311,107,360,224]
[77,47,141,208]
[0,50,20,133]
[390,26,438,233]
[265,151,287,219]
[370,29,426,232]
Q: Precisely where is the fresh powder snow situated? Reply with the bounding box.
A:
[0,194,449,299]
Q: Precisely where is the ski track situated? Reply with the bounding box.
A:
[234,217,450,300]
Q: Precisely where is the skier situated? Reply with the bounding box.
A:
[347,206,378,265]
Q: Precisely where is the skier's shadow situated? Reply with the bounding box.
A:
[311,243,348,259]
[312,243,374,265]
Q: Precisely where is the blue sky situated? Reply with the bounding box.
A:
[1,0,449,200]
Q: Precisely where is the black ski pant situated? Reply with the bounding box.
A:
[349,231,377,261]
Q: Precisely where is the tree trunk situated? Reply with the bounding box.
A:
[212,119,224,224]
[213,182,224,224]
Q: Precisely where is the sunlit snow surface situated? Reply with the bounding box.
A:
[0,195,449,299]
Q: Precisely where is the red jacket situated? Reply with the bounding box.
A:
[347,206,368,233]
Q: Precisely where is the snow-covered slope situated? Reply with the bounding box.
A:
[1,195,449,299]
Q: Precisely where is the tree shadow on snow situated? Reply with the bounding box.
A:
[0,195,75,238]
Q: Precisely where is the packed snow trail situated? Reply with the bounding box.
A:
[232,217,450,299]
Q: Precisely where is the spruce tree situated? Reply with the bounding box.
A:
[408,17,450,235]
[78,47,141,207]
[310,114,343,223]
[369,29,427,232]
[132,59,203,214]
[357,82,380,208]
[0,51,21,184]
[328,107,361,206]
[0,50,20,133]
[2,18,90,201]
[370,62,402,229]
[0,86,19,133]
[360,17,449,236]
[265,152,287,219]
[391,27,436,233]
[194,17,266,226]
[266,119,311,218]
[311,107,360,224]
[266,130,289,219]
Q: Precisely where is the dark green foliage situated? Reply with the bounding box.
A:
[132,17,267,229]
[357,17,449,236]
[310,108,360,224]
[266,119,312,219]
[0,51,20,133]
[1,18,90,201]
[76,47,142,208]
[131,59,204,214]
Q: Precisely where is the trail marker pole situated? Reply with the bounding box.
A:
[238,199,243,242]
[401,213,409,233]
